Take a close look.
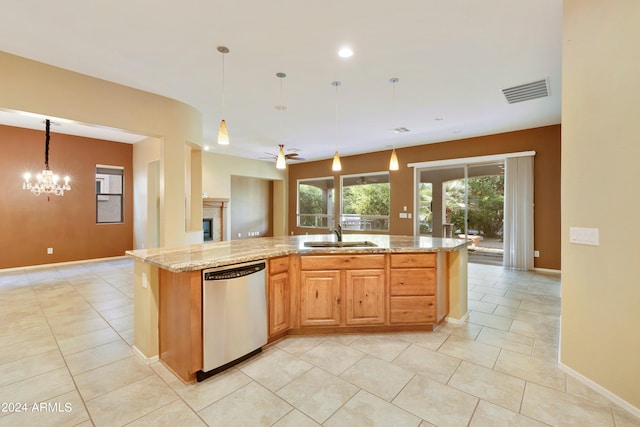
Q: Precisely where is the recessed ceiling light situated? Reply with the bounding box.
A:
[338,47,354,58]
[274,105,287,111]
[392,127,410,134]
[435,116,445,121]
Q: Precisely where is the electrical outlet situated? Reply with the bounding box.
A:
[142,272,148,289]
[47,247,53,255]
[534,250,540,257]
[399,213,408,218]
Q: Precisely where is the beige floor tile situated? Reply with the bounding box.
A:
[519,299,561,316]
[108,314,133,332]
[509,318,559,340]
[348,334,411,362]
[0,367,75,407]
[521,382,615,427]
[469,285,507,297]
[531,338,559,362]
[0,349,65,387]
[48,315,111,341]
[448,361,525,412]
[393,343,460,383]
[74,355,154,400]
[393,331,449,350]
[276,367,358,423]
[0,320,50,346]
[273,409,321,427]
[476,327,534,355]
[0,390,89,427]
[468,311,513,331]
[340,355,414,401]
[481,294,523,308]
[126,399,206,426]
[177,368,252,411]
[493,304,520,319]
[325,390,421,427]
[438,335,501,368]
[469,399,547,426]
[468,291,485,300]
[98,304,134,321]
[393,374,478,427]
[56,327,121,356]
[199,382,292,427]
[494,349,566,391]
[0,330,57,365]
[64,339,132,375]
[565,375,617,408]
[300,339,365,375]
[239,347,313,391]
[436,321,483,340]
[469,299,498,314]
[275,335,327,356]
[90,296,133,312]
[85,375,178,426]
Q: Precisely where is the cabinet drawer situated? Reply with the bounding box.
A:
[389,296,436,324]
[390,269,436,296]
[269,256,289,275]
[390,253,436,268]
[300,255,385,270]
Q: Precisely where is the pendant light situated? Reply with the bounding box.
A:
[331,81,342,172]
[217,46,230,145]
[389,77,400,171]
[275,72,287,169]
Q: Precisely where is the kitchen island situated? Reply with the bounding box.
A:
[127,234,470,382]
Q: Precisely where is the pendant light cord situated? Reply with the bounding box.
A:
[221,52,225,117]
[44,119,50,170]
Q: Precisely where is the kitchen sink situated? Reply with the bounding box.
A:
[303,241,378,248]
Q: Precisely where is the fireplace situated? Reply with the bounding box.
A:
[203,218,213,241]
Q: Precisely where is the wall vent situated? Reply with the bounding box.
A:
[502,78,549,104]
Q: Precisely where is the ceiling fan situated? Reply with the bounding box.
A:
[261,145,305,162]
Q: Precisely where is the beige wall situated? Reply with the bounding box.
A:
[133,137,162,249]
[202,152,287,238]
[0,51,202,249]
[230,176,273,239]
[561,1,640,410]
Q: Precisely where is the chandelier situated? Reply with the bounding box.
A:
[22,119,71,198]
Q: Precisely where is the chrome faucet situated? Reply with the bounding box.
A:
[332,224,343,242]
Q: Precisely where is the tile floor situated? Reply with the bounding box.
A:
[1,259,638,426]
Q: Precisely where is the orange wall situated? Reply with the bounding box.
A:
[0,124,133,269]
[288,125,561,270]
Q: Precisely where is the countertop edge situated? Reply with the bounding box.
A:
[126,239,470,273]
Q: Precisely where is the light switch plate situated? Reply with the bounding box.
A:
[399,213,408,219]
[569,227,599,246]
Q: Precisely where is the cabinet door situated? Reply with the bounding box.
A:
[268,271,290,336]
[300,270,341,326]
[345,269,385,325]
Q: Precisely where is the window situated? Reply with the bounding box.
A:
[96,166,124,223]
[341,172,390,231]
[297,177,334,228]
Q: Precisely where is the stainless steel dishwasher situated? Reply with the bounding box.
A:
[197,259,267,382]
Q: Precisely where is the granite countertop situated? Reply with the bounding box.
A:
[126,234,470,273]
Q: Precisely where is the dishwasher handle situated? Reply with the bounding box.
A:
[203,261,266,281]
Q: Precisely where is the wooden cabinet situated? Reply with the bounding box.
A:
[299,255,386,328]
[389,253,437,324]
[268,257,290,338]
[345,269,385,325]
[300,270,341,326]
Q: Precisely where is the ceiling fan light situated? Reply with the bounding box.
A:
[389,148,399,171]
[332,151,342,171]
[217,119,229,145]
[276,145,287,169]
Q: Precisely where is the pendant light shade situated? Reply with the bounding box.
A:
[332,151,342,171]
[276,144,287,169]
[218,119,229,145]
[217,46,230,145]
[389,148,399,171]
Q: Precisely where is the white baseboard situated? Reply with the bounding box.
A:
[445,311,470,324]
[132,345,159,365]
[558,361,640,419]
[534,267,561,274]
[1,255,130,272]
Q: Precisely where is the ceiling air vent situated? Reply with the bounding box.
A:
[502,78,550,104]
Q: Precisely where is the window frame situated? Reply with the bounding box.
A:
[95,165,124,224]
[296,176,335,229]
[340,171,391,232]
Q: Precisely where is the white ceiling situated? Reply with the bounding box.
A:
[0,0,561,163]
